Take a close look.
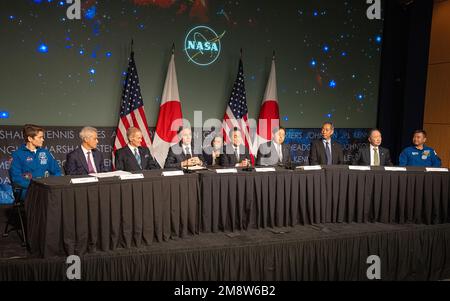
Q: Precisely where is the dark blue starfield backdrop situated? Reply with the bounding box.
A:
[0,0,383,202]
[0,0,383,128]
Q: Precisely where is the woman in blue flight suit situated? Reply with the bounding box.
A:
[9,124,61,200]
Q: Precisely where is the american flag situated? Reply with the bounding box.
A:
[223,58,255,163]
[112,50,152,167]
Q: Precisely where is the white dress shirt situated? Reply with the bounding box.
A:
[128,144,139,154]
[81,145,97,173]
[273,142,283,162]
[212,149,220,166]
[370,145,380,166]
[322,139,332,162]
[183,145,192,157]
[233,145,241,167]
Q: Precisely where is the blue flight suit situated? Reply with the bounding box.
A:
[399,145,442,167]
[9,144,62,199]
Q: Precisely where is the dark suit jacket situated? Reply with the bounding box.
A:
[203,146,222,166]
[65,147,107,175]
[352,146,393,166]
[115,145,160,171]
[164,143,205,169]
[220,144,252,167]
[256,142,292,166]
[309,139,344,165]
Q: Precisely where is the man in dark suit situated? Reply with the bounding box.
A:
[164,127,204,169]
[115,127,160,171]
[203,136,223,166]
[256,127,292,166]
[309,122,344,165]
[220,129,252,167]
[353,129,393,166]
[65,127,108,175]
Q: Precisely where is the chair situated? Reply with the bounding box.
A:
[63,160,69,176]
[2,186,27,247]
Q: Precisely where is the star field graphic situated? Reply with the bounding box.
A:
[0,0,383,128]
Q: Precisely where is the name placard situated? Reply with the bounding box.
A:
[384,167,407,172]
[426,168,449,172]
[297,166,322,171]
[70,177,98,184]
[119,174,145,180]
[349,166,371,171]
[255,167,276,173]
[162,171,185,177]
[216,169,238,174]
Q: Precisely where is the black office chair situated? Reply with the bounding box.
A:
[2,186,27,247]
[63,160,69,176]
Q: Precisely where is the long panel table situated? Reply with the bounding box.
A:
[26,171,199,258]
[199,166,449,232]
[25,166,449,257]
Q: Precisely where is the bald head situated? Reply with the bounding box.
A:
[368,129,382,147]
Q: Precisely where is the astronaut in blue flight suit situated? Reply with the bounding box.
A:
[9,124,61,199]
[399,130,442,167]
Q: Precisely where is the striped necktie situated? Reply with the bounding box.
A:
[134,148,142,168]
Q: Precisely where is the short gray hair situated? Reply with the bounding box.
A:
[126,127,142,139]
[79,126,98,141]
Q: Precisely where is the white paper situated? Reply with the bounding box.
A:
[426,168,449,172]
[349,166,371,171]
[119,174,145,180]
[89,171,131,178]
[185,165,207,171]
[162,171,185,177]
[384,167,407,171]
[297,165,322,171]
[216,169,238,174]
[70,177,99,184]
[255,167,276,173]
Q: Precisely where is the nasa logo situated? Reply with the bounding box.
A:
[184,26,225,66]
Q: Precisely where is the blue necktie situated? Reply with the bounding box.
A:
[325,142,332,165]
[134,148,142,169]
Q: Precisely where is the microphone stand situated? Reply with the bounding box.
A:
[183,153,194,174]
[242,159,254,172]
[280,161,295,170]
